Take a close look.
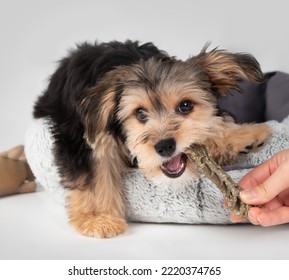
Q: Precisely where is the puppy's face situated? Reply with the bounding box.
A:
[117,59,218,185]
[117,48,262,185]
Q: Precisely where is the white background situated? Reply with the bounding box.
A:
[1,0,289,150]
[1,0,289,261]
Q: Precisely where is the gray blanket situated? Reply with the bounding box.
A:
[218,71,289,123]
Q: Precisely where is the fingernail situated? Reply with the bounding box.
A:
[240,189,257,202]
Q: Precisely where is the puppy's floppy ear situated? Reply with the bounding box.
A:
[78,70,126,147]
[190,44,263,96]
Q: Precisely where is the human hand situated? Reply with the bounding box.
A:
[230,149,289,226]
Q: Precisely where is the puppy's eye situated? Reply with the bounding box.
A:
[135,108,148,123]
[176,100,193,114]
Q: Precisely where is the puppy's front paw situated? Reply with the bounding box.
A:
[71,213,128,238]
[239,123,272,154]
[240,139,265,154]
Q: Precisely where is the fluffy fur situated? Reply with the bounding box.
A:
[34,40,271,238]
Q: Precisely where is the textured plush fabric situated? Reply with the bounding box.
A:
[25,116,289,224]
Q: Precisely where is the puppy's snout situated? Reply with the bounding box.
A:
[154,138,176,157]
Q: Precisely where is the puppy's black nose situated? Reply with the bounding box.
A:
[154,138,176,157]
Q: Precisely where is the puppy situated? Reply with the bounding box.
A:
[34,40,271,238]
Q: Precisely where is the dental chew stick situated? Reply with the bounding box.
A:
[185,144,250,218]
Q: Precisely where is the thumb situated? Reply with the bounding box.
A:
[240,183,273,205]
[240,163,289,205]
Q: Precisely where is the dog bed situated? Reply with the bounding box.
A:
[25,71,289,224]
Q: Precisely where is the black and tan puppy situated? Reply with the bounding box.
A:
[34,40,271,238]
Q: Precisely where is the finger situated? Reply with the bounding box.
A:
[255,207,289,227]
[246,207,261,225]
[240,163,289,205]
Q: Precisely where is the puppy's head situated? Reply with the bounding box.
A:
[82,46,263,185]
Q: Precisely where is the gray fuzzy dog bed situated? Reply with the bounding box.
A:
[25,71,289,224]
[25,116,289,224]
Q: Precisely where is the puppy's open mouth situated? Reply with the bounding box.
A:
[161,153,187,178]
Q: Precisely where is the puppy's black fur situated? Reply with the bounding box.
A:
[34,40,169,188]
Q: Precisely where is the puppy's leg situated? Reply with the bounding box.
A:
[68,186,127,238]
[67,137,127,238]
[207,122,272,164]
